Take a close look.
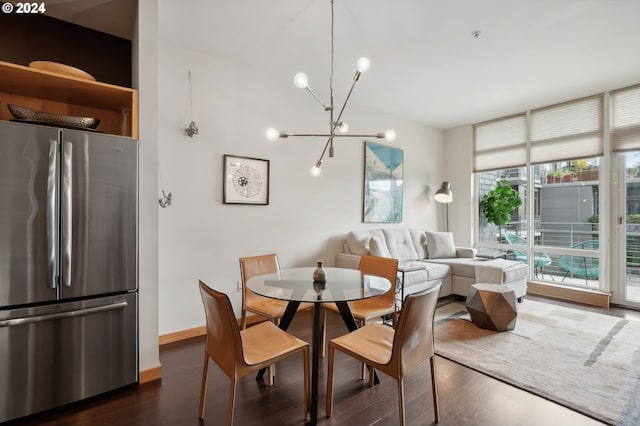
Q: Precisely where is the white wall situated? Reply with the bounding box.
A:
[443,125,474,247]
[156,41,446,335]
[135,0,160,373]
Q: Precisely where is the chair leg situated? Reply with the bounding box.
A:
[397,377,406,426]
[240,308,247,329]
[326,344,335,418]
[358,318,366,379]
[430,356,440,423]
[303,347,310,421]
[198,352,209,419]
[368,366,375,387]
[268,318,278,385]
[268,364,275,386]
[227,377,237,426]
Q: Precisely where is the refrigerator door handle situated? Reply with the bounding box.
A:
[47,139,59,289]
[0,301,128,328]
[62,141,73,287]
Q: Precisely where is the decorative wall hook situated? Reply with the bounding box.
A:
[185,121,198,137]
[158,190,173,208]
[185,70,199,137]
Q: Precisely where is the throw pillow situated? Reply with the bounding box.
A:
[345,231,372,255]
[369,236,391,258]
[425,231,456,259]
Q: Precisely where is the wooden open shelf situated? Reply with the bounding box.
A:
[0,61,138,138]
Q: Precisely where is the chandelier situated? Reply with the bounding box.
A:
[266,0,395,176]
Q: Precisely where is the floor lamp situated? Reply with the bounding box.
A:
[434,181,453,231]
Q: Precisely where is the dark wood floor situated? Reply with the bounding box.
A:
[10,295,637,426]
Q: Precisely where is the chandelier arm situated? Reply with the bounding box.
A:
[332,76,360,133]
[305,86,329,109]
[281,133,384,138]
[316,136,333,165]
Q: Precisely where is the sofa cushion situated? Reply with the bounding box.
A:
[475,259,528,284]
[427,258,477,278]
[383,228,419,262]
[345,231,372,255]
[370,236,391,258]
[409,228,427,260]
[425,231,456,259]
[398,261,450,289]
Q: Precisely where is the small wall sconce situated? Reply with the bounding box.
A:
[185,70,199,137]
[185,121,198,137]
[158,190,173,208]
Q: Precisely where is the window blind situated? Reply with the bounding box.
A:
[473,114,526,172]
[611,84,640,152]
[530,95,603,163]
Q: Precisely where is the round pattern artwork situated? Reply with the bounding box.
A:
[232,165,262,198]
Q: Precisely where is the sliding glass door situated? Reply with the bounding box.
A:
[618,152,640,307]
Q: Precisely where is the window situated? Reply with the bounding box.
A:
[474,96,605,290]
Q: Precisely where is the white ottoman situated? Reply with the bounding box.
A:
[474,259,528,302]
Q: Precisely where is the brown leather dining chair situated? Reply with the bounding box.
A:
[326,283,442,426]
[322,255,399,357]
[198,280,310,425]
[239,253,312,328]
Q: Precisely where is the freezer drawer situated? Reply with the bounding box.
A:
[0,292,138,423]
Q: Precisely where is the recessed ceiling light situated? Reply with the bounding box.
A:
[472,31,482,39]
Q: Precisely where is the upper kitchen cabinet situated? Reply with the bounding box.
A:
[0,61,138,138]
[0,6,136,138]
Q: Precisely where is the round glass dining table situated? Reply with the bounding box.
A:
[246,267,391,426]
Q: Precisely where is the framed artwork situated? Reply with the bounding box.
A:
[363,141,403,223]
[223,155,270,205]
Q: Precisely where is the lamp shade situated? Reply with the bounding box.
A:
[434,181,453,203]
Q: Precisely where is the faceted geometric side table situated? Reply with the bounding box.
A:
[465,283,518,331]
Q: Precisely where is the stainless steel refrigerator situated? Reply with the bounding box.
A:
[0,120,138,423]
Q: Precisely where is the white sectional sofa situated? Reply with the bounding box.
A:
[335,228,528,302]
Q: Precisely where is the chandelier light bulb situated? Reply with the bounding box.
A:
[266,127,280,141]
[310,161,322,176]
[293,72,309,88]
[384,129,396,142]
[337,122,349,134]
[356,57,371,73]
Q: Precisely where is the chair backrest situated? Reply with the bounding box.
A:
[504,233,526,257]
[559,240,600,279]
[198,280,243,378]
[239,253,280,303]
[358,255,398,307]
[573,240,599,268]
[391,283,441,375]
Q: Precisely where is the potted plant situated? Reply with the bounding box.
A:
[480,180,523,242]
[548,169,563,183]
[561,169,575,182]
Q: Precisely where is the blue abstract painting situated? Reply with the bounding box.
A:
[363,141,403,223]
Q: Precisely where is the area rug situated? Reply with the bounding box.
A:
[434,300,640,425]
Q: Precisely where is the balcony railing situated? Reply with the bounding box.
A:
[480,220,640,289]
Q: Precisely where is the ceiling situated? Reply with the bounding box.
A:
[44,0,136,41]
[49,0,640,130]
